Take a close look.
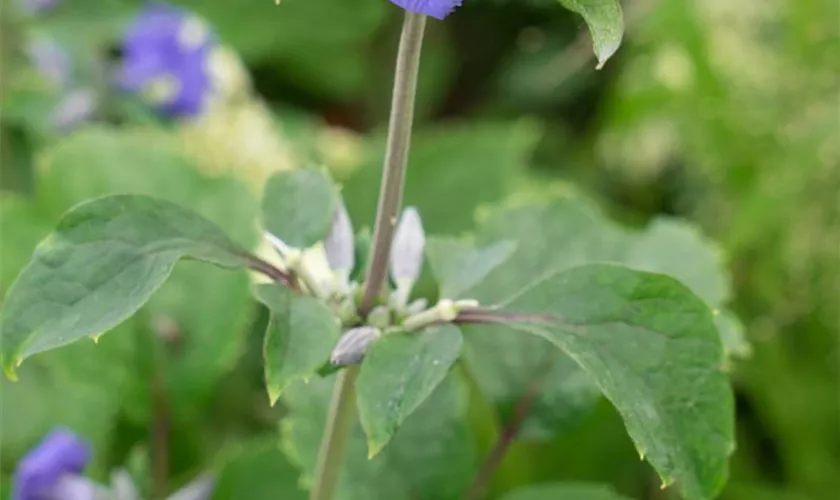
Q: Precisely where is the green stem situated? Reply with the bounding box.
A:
[359,11,427,315]
[309,366,360,500]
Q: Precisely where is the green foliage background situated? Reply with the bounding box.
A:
[1,0,837,499]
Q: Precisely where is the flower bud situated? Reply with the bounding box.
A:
[389,207,425,304]
[324,200,355,281]
[330,326,382,365]
[367,305,391,330]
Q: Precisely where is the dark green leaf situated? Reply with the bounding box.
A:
[425,237,517,299]
[0,194,250,377]
[254,283,340,405]
[211,439,307,500]
[356,325,463,457]
[281,372,475,500]
[464,263,734,499]
[501,482,634,500]
[261,169,337,249]
[558,0,624,69]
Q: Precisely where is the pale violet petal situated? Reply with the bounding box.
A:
[389,207,425,285]
[167,474,215,500]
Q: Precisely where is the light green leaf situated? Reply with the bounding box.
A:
[254,283,340,405]
[464,263,734,499]
[261,169,337,249]
[356,325,463,457]
[558,0,624,69]
[0,194,250,377]
[281,372,475,500]
[624,217,730,306]
[501,482,634,500]
[426,237,517,299]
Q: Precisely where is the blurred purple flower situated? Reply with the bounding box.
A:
[26,36,71,87]
[116,2,217,117]
[388,0,463,20]
[50,89,97,131]
[12,428,92,500]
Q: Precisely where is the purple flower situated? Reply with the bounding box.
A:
[12,428,92,500]
[116,2,217,117]
[388,0,463,20]
[26,35,71,88]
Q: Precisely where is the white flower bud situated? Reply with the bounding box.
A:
[324,199,355,286]
[330,326,382,365]
[389,207,425,288]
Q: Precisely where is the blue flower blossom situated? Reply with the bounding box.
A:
[388,0,463,20]
[116,2,217,117]
[12,428,92,500]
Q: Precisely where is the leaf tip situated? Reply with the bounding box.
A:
[366,439,385,460]
[3,362,19,382]
[267,385,282,407]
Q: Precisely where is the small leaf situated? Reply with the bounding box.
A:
[261,169,337,249]
[356,325,463,457]
[0,195,251,377]
[426,237,517,299]
[254,284,340,405]
[501,482,634,500]
[463,263,734,500]
[558,0,624,69]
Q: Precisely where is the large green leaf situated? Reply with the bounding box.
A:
[281,372,475,500]
[425,237,517,299]
[254,283,340,405]
[0,194,251,377]
[261,169,337,249]
[30,127,261,419]
[452,200,741,439]
[356,325,463,456]
[501,483,634,500]
[464,263,734,499]
[558,0,624,69]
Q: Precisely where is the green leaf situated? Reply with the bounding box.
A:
[425,237,517,299]
[253,283,340,405]
[0,194,250,377]
[281,372,475,500]
[501,482,634,500]
[356,325,464,457]
[464,263,734,499]
[453,200,741,439]
[558,0,624,69]
[31,127,260,418]
[261,169,337,249]
[211,438,307,500]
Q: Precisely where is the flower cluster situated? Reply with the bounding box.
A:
[116,2,217,117]
[266,200,478,365]
[13,428,214,500]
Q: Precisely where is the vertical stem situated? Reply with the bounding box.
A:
[309,366,360,500]
[359,11,427,315]
[309,12,427,500]
[151,371,169,500]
